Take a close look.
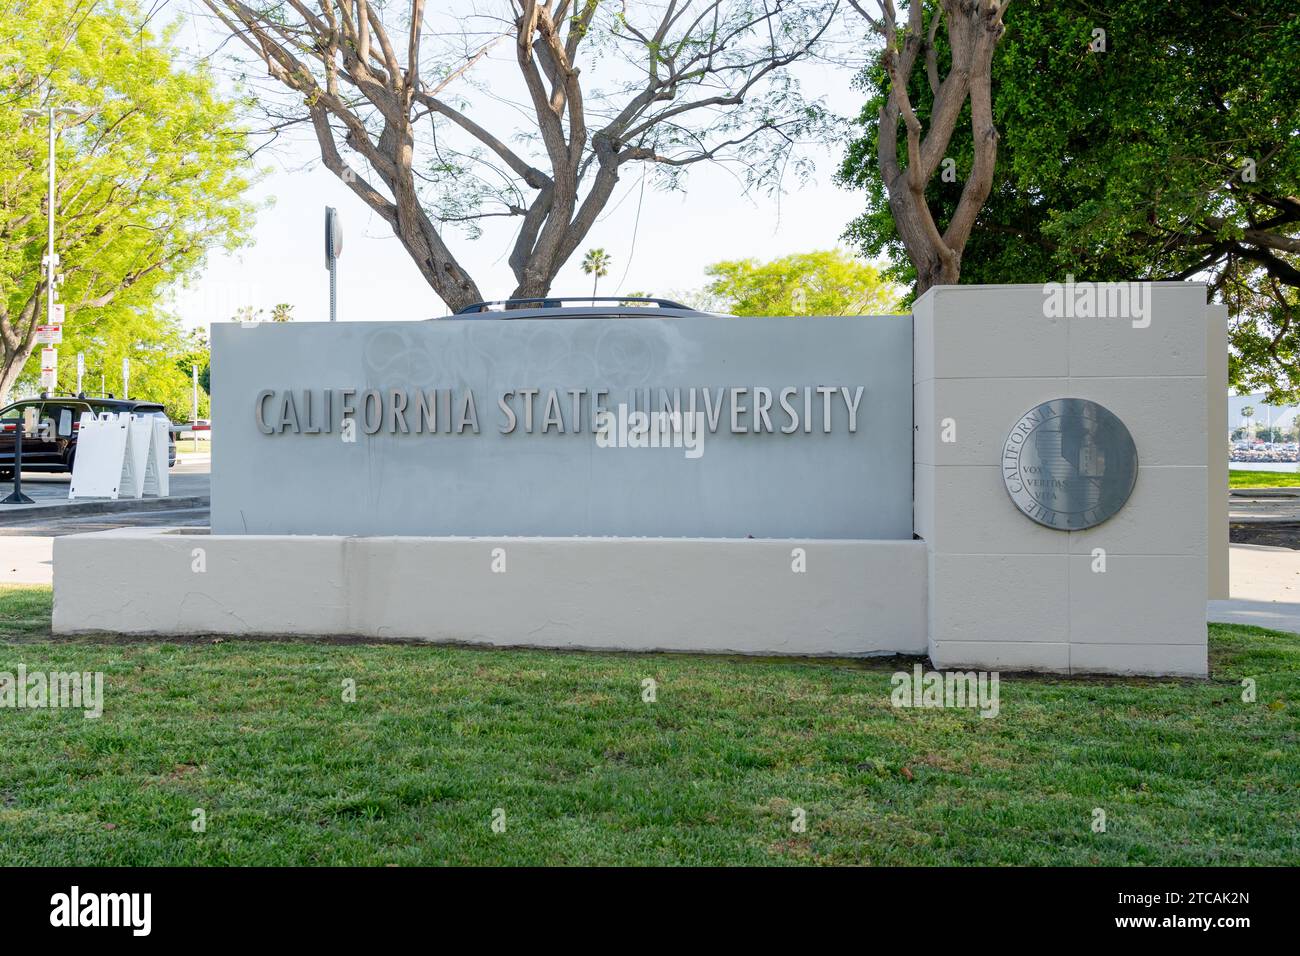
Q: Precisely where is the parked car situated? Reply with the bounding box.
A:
[0,394,176,480]
[446,296,717,320]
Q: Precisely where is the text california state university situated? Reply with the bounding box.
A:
[255,385,867,436]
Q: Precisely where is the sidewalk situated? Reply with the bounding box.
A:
[2,536,55,586]
[1208,543,1300,634]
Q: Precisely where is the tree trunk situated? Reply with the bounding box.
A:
[0,292,42,404]
[0,357,25,404]
[508,274,554,308]
[861,0,1008,298]
[914,252,961,296]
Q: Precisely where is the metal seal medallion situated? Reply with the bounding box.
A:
[1002,398,1138,531]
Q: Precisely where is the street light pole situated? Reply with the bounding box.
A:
[45,105,56,327]
[23,100,79,333]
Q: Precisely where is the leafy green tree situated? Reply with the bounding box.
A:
[582,249,612,298]
[841,0,1300,398]
[173,329,211,420]
[29,312,208,422]
[703,249,903,317]
[0,0,255,401]
[616,291,651,306]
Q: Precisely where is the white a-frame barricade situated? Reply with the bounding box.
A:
[142,415,170,497]
[69,412,129,499]
[123,415,153,498]
[68,412,171,500]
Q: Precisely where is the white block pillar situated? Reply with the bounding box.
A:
[913,283,1211,677]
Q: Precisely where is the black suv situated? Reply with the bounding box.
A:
[449,296,714,319]
[0,395,176,480]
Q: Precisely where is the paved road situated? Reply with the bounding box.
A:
[0,456,209,509]
[1230,487,1300,522]
[1,458,209,586]
[0,506,210,537]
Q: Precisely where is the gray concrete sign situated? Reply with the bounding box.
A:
[211,315,914,538]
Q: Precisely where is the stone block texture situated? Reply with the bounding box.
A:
[913,284,1210,676]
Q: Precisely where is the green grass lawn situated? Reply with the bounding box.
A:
[174,437,211,455]
[1,584,1296,866]
[1230,468,1300,488]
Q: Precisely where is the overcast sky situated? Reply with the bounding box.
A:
[167,3,872,331]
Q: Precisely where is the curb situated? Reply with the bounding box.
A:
[0,495,209,525]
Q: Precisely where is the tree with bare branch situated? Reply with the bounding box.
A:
[847,0,1009,294]
[201,0,841,311]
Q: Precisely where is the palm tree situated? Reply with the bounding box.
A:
[582,248,612,297]
[1241,405,1255,442]
[270,303,294,322]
